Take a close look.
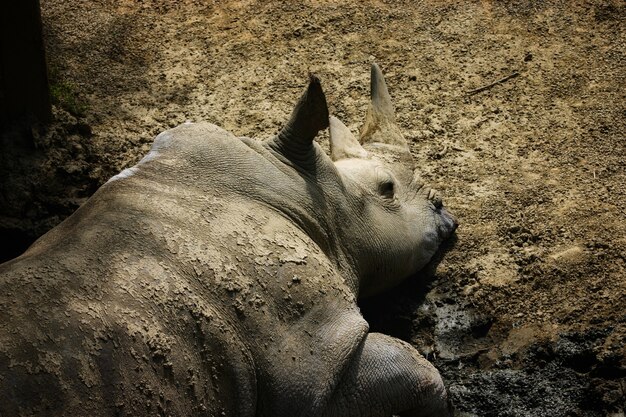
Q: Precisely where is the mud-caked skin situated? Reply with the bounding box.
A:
[0,64,456,417]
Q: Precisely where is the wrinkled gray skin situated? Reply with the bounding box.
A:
[0,64,457,417]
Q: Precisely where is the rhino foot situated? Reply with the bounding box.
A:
[322,333,452,417]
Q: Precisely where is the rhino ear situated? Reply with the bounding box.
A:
[360,63,409,150]
[329,116,368,161]
[268,74,329,166]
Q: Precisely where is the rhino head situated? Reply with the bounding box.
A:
[331,64,457,296]
[267,63,457,299]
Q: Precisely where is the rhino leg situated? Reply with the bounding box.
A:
[322,333,452,417]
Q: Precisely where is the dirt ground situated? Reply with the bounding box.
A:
[0,0,624,415]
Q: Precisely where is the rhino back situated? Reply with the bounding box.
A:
[0,122,358,416]
[0,215,258,416]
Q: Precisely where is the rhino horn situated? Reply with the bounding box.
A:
[329,116,368,161]
[360,63,409,150]
[270,74,329,164]
[370,62,395,120]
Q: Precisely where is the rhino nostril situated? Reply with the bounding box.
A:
[426,188,443,209]
[433,195,443,209]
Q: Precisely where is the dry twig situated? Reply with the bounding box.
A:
[467,72,520,96]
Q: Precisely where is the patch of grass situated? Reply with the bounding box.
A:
[49,80,88,117]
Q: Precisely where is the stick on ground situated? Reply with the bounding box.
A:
[467,72,520,96]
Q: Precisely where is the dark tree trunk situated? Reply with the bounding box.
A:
[0,0,51,134]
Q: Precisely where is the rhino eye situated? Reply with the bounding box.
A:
[378,181,395,199]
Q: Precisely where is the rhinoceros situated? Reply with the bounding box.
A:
[0,64,457,417]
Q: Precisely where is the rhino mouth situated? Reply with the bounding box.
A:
[438,207,459,240]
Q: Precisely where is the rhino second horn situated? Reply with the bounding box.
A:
[329,116,368,161]
[270,74,330,162]
[360,63,409,150]
[370,62,395,120]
